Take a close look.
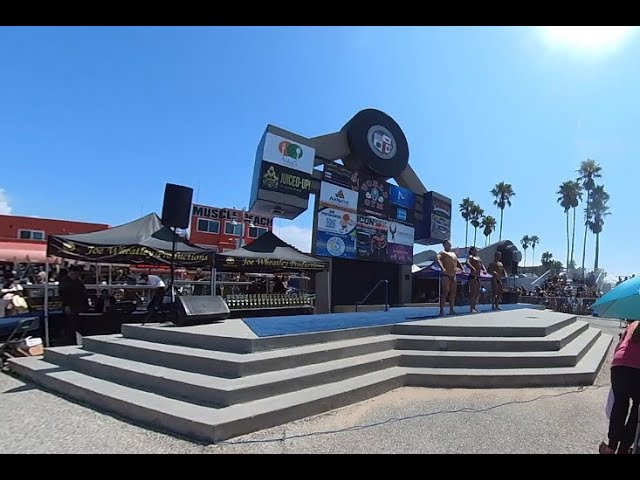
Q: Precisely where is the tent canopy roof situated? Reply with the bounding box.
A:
[47,213,214,267]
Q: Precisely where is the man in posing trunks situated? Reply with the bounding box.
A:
[436,240,465,316]
[489,251,506,310]
[465,246,487,313]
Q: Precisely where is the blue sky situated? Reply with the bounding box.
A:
[0,26,637,278]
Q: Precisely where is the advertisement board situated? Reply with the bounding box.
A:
[319,181,359,213]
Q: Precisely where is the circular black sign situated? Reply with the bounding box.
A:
[341,109,409,179]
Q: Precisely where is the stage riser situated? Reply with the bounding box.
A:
[82,336,397,378]
[44,349,399,408]
[8,308,614,443]
[392,317,576,338]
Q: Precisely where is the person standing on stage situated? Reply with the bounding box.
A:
[436,240,465,317]
[140,273,166,312]
[488,252,506,310]
[465,246,487,314]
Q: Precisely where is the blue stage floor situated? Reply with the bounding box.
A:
[243,303,541,337]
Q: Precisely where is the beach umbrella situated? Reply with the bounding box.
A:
[591,276,640,320]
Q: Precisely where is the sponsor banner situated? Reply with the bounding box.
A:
[389,205,414,226]
[431,213,451,238]
[262,132,315,174]
[259,161,311,199]
[387,222,414,246]
[315,231,357,259]
[319,181,359,213]
[355,218,388,262]
[433,197,451,219]
[389,184,416,210]
[387,244,413,265]
[217,255,328,271]
[191,204,273,228]
[358,174,389,218]
[323,163,360,191]
[47,238,214,268]
[317,208,357,235]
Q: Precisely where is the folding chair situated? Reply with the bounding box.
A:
[0,316,38,369]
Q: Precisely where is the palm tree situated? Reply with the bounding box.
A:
[491,182,515,241]
[577,159,602,273]
[520,235,530,267]
[557,180,582,270]
[481,215,497,246]
[459,198,475,248]
[529,235,539,267]
[541,251,553,268]
[469,204,484,246]
[588,185,610,270]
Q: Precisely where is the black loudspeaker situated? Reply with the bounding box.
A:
[161,183,194,229]
[173,295,230,326]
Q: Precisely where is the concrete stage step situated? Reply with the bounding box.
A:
[9,357,405,443]
[43,347,399,407]
[398,327,601,369]
[8,308,614,442]
[405,333,613,388]
[10,333,612,442]
[394,320,589,352]
[82,335,396,378]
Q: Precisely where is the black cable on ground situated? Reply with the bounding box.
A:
[216,383,611,446]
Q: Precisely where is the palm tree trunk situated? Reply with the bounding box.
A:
[499,208,504,241]
[581,191,590,274]
[524,250,527,267]
[566,210,570,270]
[465,221,469,248]
[570,206,577,268]
[594,233,600,270]
[532,247,535,267]
[473,227,478,246]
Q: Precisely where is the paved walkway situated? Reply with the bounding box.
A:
[0,316,621,454]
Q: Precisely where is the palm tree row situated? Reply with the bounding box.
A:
[459,197,498,247]
[520,235,540,267]
[557,159,611,273]
[458,182,515,249]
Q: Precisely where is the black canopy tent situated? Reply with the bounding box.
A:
[215,231,328,272]
[42,213,215,346]
[47,213,214,268]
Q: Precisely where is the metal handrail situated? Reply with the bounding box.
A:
[355,279,389,312]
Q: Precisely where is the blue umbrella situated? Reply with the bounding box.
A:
[591,276,640,320]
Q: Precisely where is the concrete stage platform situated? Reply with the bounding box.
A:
[9,305,612,443]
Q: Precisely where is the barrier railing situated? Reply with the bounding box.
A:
[355,280,389,312]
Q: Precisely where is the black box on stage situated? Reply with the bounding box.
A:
[173,295,230,326]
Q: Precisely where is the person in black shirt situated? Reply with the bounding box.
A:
[59,266,89,344]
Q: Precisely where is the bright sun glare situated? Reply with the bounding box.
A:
[539,26,637,52]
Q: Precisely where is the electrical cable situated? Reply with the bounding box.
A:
[216,383,611,446]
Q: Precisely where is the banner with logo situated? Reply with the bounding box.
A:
[315,231,357,259]
[387,244,413,265]
[389,184,416,210]
[357,174,389,218]
[323,163,360,191]
[387,222,414,246]
[319,181,359,213]
[262,132,315,174]
[47,237,214,268]
[259,161,312,199]
[317,208,357,235]
[355,215,388,262]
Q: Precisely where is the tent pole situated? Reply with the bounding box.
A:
[170,227,177,302]
[211,267,216,296]
[44,260,50,347]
